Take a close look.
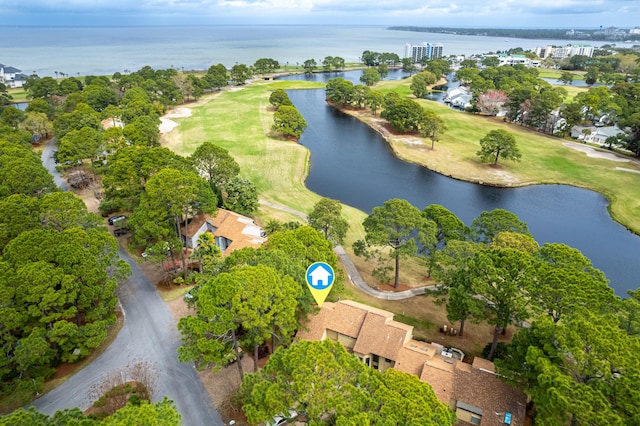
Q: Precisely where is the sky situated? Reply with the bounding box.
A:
[0,0,638,28]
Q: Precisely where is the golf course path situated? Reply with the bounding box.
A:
[259,199,434,300]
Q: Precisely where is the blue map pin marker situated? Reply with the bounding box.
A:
[305,262,335,307]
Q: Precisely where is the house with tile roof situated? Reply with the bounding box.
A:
[0,64,28,88]
[296,300,527,426]
[179,209,266,255]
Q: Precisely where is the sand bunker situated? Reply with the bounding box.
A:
[159,118,178,134]
[164,107,192,119]
[563,142,630,163]
[159,107,192,134]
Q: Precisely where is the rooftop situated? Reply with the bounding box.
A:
[297,300,528,426]
[181,209,266,254]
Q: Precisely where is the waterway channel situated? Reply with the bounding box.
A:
[279,70,640,296]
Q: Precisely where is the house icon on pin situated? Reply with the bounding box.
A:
[306,263,334,289]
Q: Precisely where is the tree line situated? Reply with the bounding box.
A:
[352,197,640,424]
[176,197,456,424]
[325,77,447,149]
[451,62,640,154]
[0,133,131,409]
[0,63,269,410]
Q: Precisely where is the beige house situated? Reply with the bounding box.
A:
[180,209,266,255]
[297,300,527,426]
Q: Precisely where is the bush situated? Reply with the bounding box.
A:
[128,394,142,406]
[93,397,107,408]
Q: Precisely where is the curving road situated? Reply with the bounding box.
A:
[35,141,224,426]
[32,249,224,425]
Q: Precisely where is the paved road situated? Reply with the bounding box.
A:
[35,141,224,425]
[33,249,224,425]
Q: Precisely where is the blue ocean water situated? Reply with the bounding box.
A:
[0,25,604,76]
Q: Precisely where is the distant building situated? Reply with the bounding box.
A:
[404,42,444,63]
[565,29,590,38]
[0,64,27,88]
[533,44,594,59]
[571,124,626,146]
[630,28,640,35]
[443,86,473,110]
[497,54,532,67]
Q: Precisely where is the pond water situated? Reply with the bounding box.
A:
[278,71,640,296]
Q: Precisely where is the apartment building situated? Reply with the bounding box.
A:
[0,64,27,88]
[533,44,594,59]
[404,42,444,63]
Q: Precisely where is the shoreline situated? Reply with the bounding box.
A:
[330,102,640,236]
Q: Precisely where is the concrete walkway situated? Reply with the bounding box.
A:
[259,200,432,300]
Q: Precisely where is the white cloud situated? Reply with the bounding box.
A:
[3,0,639,26]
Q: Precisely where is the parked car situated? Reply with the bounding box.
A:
[108,215,126,225]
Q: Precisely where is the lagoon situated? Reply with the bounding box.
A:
[281,71,639,297]
[4,24,631,293]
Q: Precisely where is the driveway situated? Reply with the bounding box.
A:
[41,138,67,190]
[35,141,224,425]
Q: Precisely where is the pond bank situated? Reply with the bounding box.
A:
[331,102,640,237]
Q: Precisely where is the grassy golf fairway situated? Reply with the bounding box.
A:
[164,80,322,211]
[162,80,368,243]
[355,78,640,235]
[165,77,640,237]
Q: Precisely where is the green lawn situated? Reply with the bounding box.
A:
[537,69,586,81]
[407,108,640,234]
[348,76,640,235]
[168,76,640,239]
[164,74,640,355]
[7,88,28,103]
[165,80,368,243]
[561,84,588,103]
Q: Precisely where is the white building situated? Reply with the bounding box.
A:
[498,54,533,67]
[0,64,27,88]
[404,42,444,63]
[533,44,594,59]
[443,86,473,110]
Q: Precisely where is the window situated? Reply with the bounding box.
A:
[372,354,379,369]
